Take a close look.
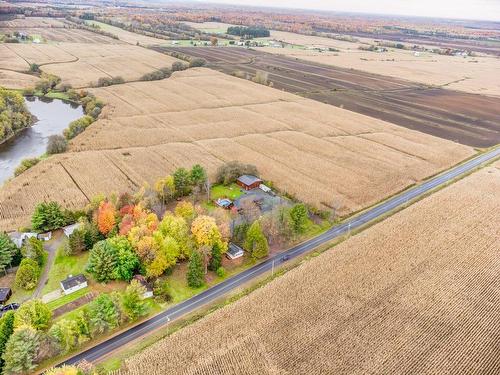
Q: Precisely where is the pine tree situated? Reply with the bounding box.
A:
[86,240,118,282]
[187,250,204,288]
[2,327,40,375]
[0,234,17,273]
[289,203,309,234]
[244,221,269,259]
[209,242,222,271]
[0,311,15,372]
[121,280,148,321]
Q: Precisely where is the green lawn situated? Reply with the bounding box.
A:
[211,183,243,201]
[46,287,89,310]
[42,247,89,295]
[45,91,71,101]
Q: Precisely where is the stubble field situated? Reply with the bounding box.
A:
[0,68,473,230]
[115,161,500,375]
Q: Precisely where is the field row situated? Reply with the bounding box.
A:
[116,163,500,375]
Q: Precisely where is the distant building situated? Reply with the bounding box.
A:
[237,175,263,191]
[227,243,244,260]
[7,231,37,248]
[60,274,88,295]
[0,288,12,304]
[62,223,81,238]
[133,275,153,299]
[37,232,52,242]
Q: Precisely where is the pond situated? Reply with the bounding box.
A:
[0,96,83,185]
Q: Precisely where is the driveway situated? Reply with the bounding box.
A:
[32,230,65,299]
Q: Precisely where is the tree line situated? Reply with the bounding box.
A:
[226,26,270,38]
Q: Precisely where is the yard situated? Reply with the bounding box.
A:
[211,183,243,201]
[42,246,89,295]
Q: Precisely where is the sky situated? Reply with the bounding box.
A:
[200,0,500,21]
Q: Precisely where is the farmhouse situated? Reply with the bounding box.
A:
[0,288,11,304]
[237,175,263,191]
[227,243,244,259]
[60,274,88,295]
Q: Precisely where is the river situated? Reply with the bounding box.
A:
[0,96,83,185]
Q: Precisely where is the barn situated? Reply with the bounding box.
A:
[236,175,263,191]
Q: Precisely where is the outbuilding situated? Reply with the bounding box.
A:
[60,274,88,295]
[7,231,37,248]
[62,223,81,238]
[237,175,263,191]
[227,243,244,260]
[0,288,12,304]
[37,232,52,241]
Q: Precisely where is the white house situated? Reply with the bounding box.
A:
[62,223,82,238]
[60,274,88,295]
[227,243,244,260]
[37,232,52,241]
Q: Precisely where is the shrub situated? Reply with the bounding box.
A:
[140,68,171,81]
[95,76,124,87]
[15,258,40,290]
[63,115,94,140]
[171,61,187,72]
[22,87,35,96]
[153,278,172,303]
[216,266,226,278]
[215,161,258,185]
[189,58,206,68]
[46,134,68,154]
[14,157,40,176]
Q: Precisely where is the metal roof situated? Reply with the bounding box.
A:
[61,274,87,290]
[237,175,262,186]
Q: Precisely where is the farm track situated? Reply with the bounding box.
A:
[157,46,500,148]
[59,146,500,368]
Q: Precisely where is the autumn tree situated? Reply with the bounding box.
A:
[158,213,191,259]
[244,220,269,259]
[14,299,52,331]
[187,250,204,288]
[87,240,118,282]
[174,201,195,222]
[154,175,176,208]
[191,215,226,251]
[121,280,148,320]
[97,201,116,236]
[145,233,179,278]
[2,326,40,375]
[48,318,80,354]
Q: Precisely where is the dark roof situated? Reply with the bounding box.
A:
[133,275,153,291]
[237,175,262,186]
[0,288,11,301]
[61,274,87,290]
[228,243,244,256]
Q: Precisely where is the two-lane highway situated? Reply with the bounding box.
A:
[61,146,500,366]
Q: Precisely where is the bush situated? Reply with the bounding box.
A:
[216,266,226,278]
[32,201,67,232]
[23,87,35,96]
[215,161,258,185]
[29,63,40,73]
[63,115,94,140]
[140,68,171,81]
[153,278,172,303]
[189,58,206,68]
[95,76,124,87]
[15,258,40,290]
[46,134,68,154]
[171,61,187,72]
[14,157,40,176]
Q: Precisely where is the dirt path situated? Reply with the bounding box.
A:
[32,230,65,299]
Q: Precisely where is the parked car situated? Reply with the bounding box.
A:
[0,303,20,313]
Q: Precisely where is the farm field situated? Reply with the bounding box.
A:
[0,40,179,88]
[160,46,500,148]
[114,161,500,375]
[0,68,473,231]
[83,20,171,46]
[0,69,39,89]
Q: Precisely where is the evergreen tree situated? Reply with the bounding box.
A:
[173,167,192,197]
[0,311,15,373]
[2,327,40,375]
[244,221,269,259]
[21,237,45,265]
[190,164,206,191]
[289,203,309,234]
[87,294,119,336]
[208,242,222,271]
[31,201,66,232]
[187,250,204,288]
[15,258,40,290]
[68,228,86,254]
[86,240,118,282]
[0,234,17,273]
[121,280,148,321]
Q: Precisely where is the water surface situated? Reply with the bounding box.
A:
[0,97,83,185]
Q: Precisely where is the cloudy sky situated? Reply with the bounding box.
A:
[201,0,500,21]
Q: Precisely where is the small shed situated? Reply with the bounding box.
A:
[62,223,81,238]
[237,175,263,191]
[227,243,244,260]
[60,274,88,295]
[216,198,233,209]
[0,288,12,304]
[133,275,153,299]
[37,232,52,241]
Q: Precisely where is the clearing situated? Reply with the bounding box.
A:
[115,160,500,375]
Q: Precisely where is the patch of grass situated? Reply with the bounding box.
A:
[42,247,90,295]
[46,287,89,310]
[45,91,71,101]
[211,183,243,201]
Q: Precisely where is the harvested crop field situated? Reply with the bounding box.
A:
[0,68,473,230]
[159,46,500,148]
[115,162,500,375]
[0,42,180,88]
[0,69,39,89]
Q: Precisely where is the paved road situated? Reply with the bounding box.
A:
[61,147,500,366]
